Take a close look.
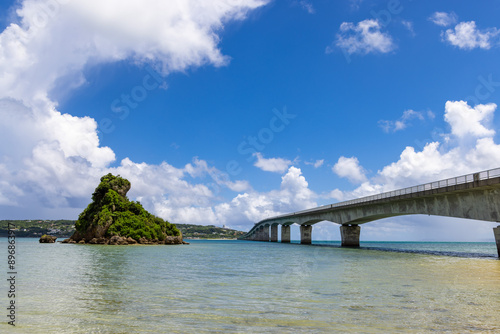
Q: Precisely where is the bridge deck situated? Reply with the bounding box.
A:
[242,167,500,242]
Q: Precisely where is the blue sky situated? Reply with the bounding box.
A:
[1,0,500,241]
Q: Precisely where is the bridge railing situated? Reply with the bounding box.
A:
[325,167,500,210]
[260,167,500,224]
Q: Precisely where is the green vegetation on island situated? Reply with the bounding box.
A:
[0,220,75,238]
[66,173,183,245]
[177,224,245,239]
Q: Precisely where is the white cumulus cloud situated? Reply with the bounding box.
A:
[332,19,395,55]
[442,21,499,50]
[151,166,317,228]
[0,0,268,219]
[213,166,317,226]
[253,152,292,173]
[0,0,319,231]
[342,101,500,201]
[444,100,496,138]
[332,156,367,183]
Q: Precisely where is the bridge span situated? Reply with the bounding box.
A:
[240,168,500,257]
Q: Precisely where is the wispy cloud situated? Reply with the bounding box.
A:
[305,159,324,168]
[429,12,457,27]
[379,109,432,133]
[293,0,315,14]
[401,20,415,36]
[349,0,363,11]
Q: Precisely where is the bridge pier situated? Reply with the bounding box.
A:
[262,225,269,241]
[270,225,278,242]
[257,226,264,241]
[281,225,291,243]
[494,226,500,257]
[340,224,360,247]
[300,225,312,244]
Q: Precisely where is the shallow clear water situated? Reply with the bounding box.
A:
[1,239,499,333]
[312,240,499,258]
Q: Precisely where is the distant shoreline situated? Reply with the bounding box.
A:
[184,238,238,240]
[1,220,246,240]
[0,236,240,240]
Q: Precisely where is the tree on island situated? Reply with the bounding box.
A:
[64,173,186,245]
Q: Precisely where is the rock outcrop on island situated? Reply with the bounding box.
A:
[63,173,186,245]
[39,235,57,243]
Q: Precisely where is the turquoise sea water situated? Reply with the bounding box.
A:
[1,238,499,333]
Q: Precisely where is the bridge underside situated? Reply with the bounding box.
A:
[243,185,500,257]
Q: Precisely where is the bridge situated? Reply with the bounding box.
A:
[240,167,500,257]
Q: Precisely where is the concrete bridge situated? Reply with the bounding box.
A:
[240,168,500,257]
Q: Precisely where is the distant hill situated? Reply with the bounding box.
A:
[176,224,245,239]
[0,220,75,238]
[1,220,246,239]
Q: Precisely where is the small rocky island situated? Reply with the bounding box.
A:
[39,235,57,243]
[62,173,186,245]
